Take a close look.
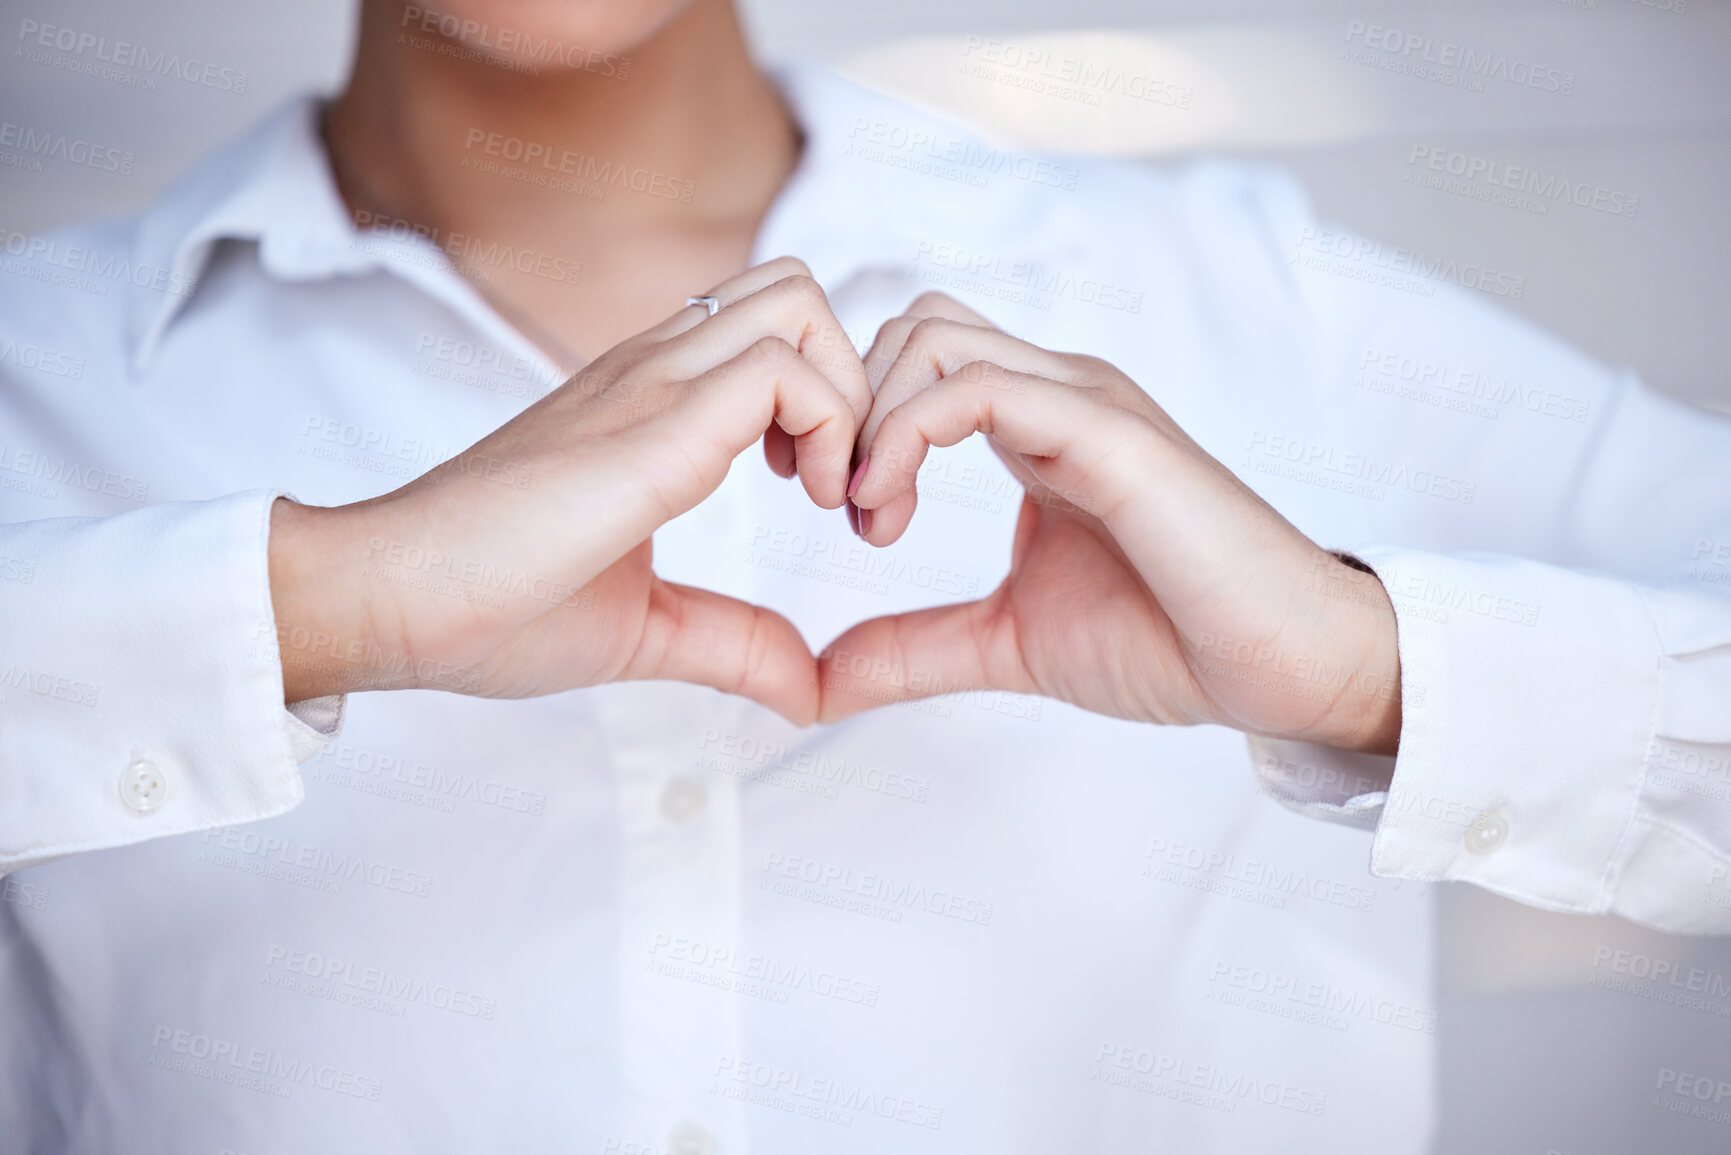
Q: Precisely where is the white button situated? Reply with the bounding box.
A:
[659,776,707,824]
[120,759,169,813]
[666,1122,717,1155]
[1463,809,1509,854]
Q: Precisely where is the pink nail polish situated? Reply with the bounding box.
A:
[858,507,874,538]
[846,455,871,499]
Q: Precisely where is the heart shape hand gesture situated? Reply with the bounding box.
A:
[821,292,1403,755]
[270,263,1401,754]
[270,257,867,722]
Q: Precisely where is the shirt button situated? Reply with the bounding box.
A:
[120,759,169,813]
[659,776,708,825]
[666,1122,717,1155]
[1463,808,1509,855]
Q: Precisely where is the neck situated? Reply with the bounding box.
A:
[325,0,800,365]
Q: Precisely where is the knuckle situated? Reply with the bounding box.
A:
[1072,353,1115,381]
[762,254,813,279]
[910,290,960,314]
[751,334,798,361]
[908,316,951,343]
[773,272,825,305]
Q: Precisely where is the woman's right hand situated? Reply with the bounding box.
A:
[268,257,871,725]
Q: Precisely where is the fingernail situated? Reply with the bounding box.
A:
[846,501,861,537]
[858,507,873,539]
[846,455,871,499]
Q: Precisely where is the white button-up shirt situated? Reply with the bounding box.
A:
[2,64,1729,1154]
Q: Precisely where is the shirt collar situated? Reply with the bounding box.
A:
[126,62,1051,373]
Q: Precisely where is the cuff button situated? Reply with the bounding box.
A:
[120,759,169,813]
[1463,808,1508,855]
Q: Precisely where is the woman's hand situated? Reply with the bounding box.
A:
[269,258,871,725]
[821,293,1402,754]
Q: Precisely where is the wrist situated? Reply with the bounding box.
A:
[268,497,396,702]
[1304,552,1403,755]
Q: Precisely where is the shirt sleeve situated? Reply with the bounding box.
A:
[0,489,343,875]
[1248,547,1731,936]
[1211,163,1731,935]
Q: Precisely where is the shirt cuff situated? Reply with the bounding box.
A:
[1247,548,1731,935]
[0,490,345,874]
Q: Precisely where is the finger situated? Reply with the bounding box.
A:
[626,578,819,726]
[848,370,1066,547]
[652,266,873,425]
[861,292,997,394]
[858,317,1080,456]
[852,366,1136,545]
[763,425,797,479]
[686,336,857,509]
[817,590,1032,723]
[638,255,819,344]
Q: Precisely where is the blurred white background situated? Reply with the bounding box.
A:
[3,2,1728,1151]
[2,0,1728,412]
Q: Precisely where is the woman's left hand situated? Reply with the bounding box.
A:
[820,293,1403,754]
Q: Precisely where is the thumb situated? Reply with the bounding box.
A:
[817,589,1032,723]
[624,578,820,726]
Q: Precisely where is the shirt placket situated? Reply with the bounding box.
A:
[608,687,749,1155]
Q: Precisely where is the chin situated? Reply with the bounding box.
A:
[395,0,702,63]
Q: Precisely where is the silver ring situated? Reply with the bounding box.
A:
[686,295,720,317]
